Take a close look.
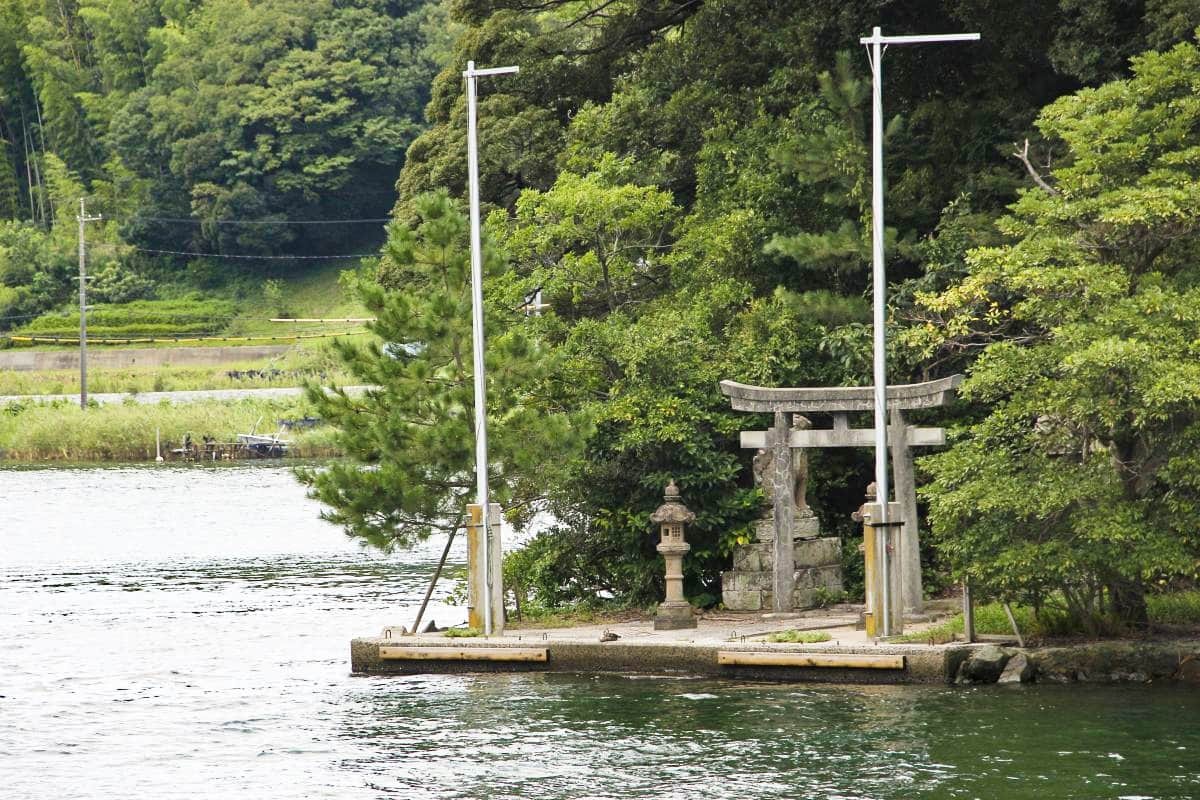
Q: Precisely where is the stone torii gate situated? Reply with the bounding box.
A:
[720,374,963,614]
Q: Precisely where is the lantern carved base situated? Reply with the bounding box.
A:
[654,601,697,630]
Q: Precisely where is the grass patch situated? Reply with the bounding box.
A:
[893,592,1200,644]
[0,397,339,462]
[507,602,649,630]
[442,627,482,638]
[225,262,371,337]
[890,602,1044,644]
[0,347,354,396]
[1148,590,1200,626]
[765,629,832,644]
[19,297,239,337]
[6,261,374,348]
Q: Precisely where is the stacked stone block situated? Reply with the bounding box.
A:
[721,516,843,611]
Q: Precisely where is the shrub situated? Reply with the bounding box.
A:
[1147,591,1200,626]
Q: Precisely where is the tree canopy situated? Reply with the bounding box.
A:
[5,0,1200,625]
[910,38,1200,628]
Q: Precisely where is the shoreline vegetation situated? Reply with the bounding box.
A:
[0,397,341,462]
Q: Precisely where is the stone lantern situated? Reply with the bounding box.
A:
[651,479,697,630]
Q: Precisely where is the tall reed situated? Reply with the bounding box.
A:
[0,399,340,462]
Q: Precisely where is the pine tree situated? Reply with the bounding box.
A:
[298,191,579,549]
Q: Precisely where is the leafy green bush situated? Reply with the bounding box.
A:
[262,279,290,318]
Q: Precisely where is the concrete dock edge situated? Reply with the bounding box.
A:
[351,636,962,684]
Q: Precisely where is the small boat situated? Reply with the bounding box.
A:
[236,415,290,457]
[236,432,289,458]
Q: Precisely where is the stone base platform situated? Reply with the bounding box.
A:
[351,610,969,684]
[722,535,843,611]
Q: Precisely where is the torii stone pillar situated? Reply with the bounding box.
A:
[722,374,963,614]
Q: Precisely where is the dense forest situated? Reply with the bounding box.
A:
[0,0,451,320]
[7,0,1200,629]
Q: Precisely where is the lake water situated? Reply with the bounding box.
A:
[1,465,1197,799]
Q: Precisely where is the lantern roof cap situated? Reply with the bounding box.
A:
[651,479,695,524]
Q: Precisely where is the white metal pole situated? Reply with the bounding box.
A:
[463,60,518,637]
[464,62,491,636]
[78,197,88,410]
[861,26,979,637]
[867,29,891,636]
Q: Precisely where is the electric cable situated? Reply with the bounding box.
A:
[123,216,391,225]
[127,247,374,260]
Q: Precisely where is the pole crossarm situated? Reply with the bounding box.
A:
[719,374,964,414]
[860,32,980,46]
[464,65,519,77]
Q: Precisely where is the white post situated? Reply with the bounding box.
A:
[867,27,891,636]
[463,60,518,636]
[76,198,101,410]
[78,198,88,410]
[860,26,978,636]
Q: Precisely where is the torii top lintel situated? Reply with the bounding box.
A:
[719,374,964,414]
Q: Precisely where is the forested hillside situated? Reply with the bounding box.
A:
[0,0,452,325]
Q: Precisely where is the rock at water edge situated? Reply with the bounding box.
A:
[959,645,1010,684]
[997,652,1034,684]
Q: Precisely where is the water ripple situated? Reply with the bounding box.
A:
[2,466,1199,799]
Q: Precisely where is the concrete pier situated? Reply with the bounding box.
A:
[352,607,975,685]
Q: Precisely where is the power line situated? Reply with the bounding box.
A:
[0,310,71,321]
[128,247,374,260]
[124,215,391,225]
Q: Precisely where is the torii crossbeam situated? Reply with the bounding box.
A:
[720,375,963,618]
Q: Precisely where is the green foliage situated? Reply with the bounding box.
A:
[1146,590,1200,626]
[261,279,289,319]
[5,0,1197,615]
[499,159,677,318]
[442,626,482,638]
[764,630,832,644]
[766,51,905,288]
[913,39,1200,629]
[298,191,581,550]
[19,296,236,336]
[890,602,1071,644]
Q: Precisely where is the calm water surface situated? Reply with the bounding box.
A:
[1,465,1197,799]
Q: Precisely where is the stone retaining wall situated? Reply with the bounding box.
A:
[352,637,1200,686]
[952,639,1200,685]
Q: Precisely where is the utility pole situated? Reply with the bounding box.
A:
[77,197,102,409]
[464,60,518,636]
[861,26,978,636]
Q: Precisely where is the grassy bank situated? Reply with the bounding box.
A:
[0,347,356,396]
[0,398,341,462]
[894,597,1200,644]
[4,261,373,349]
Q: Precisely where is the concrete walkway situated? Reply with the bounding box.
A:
[0,385,373,406]
[353,604,976,684]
